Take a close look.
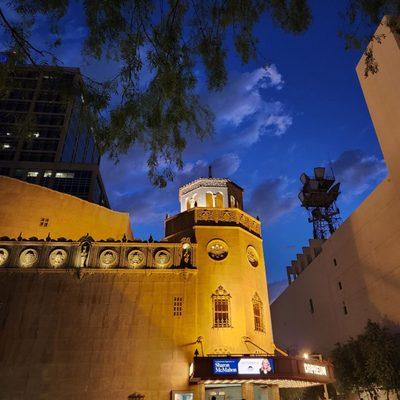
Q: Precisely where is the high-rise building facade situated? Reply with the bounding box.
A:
[0,64,109,207]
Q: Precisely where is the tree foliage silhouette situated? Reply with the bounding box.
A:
[0,1,398,186]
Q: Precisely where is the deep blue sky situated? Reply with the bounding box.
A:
[2,1,387,297]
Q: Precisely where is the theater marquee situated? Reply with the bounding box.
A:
[190,356,334,388]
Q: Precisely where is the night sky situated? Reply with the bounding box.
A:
[1,1,387,299]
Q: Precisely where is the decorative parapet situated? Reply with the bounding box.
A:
[0,236,196,270]
[165,207,261,237]
[286,238,324,285]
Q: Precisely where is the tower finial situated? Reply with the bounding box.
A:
[208,165,212,178]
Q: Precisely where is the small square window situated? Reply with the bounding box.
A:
[40,217,49,227]
[173,297,183,316]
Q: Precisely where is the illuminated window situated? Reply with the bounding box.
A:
[212,286,231,328]
[2,144,11,149]
[44,170,52,178]
[206,192,213,208]
[309,298,315,314]
[55,172,74,178]
[27,171,39,177]
[173,297,183,316]
[40,218,49,227]
[215,192,223,208]
[252,293,264,332]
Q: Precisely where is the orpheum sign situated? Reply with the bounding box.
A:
[190,356,334,387]
[304,363,328,376]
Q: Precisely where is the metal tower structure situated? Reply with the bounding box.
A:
[298,167,341,240]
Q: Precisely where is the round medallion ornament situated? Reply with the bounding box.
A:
[49,248,68,268]
[99,249,118,268]
[20,248,39,268]
[154,249,172,268]
[247,245,259,267]
[0,248,9,267]
[127,249,146,268]
[207,239,228,261]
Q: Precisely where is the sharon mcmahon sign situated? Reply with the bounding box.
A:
[213,358,275,376]
[213,359,239,375]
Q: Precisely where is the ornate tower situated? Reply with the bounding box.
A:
[165,177,275,356]
[179,177,244,211]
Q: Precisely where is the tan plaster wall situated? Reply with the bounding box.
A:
[270,18,400,356]
[271,176,400,355]
[0,213,274,399]
[0,269,197,400]
[0,176,133,240]
[194,225,275,356]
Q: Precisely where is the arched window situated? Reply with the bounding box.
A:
[252,293,264,332]
[212,286,231,328]
[186,198,191,210]
[191,194,197,208]
[215,192,224,208]
[206,192,214,208]
[230,195,236,208]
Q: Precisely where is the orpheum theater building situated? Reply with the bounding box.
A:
[0,175,334,400]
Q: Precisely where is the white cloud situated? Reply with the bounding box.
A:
[262,64,284,90]
[332,150,387,200]
[204,66,292,145]
[248,177,297,226]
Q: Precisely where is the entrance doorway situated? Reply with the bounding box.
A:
[204,383,269,400]
[205,384,241,400]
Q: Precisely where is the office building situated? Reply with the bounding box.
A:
[0,64,109,207]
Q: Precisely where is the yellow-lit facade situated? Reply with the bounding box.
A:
[0,175,133,240]
[0,176,334,399]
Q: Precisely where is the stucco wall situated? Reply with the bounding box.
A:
[270,176,400,355]
[0,269,197,400]
[270,17,400,356]
[0,208,274,399]
[193,224,275,356]
[0,176,133,240]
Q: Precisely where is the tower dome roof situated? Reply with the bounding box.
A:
[179,177,243,197]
